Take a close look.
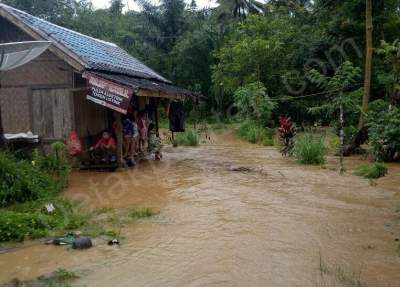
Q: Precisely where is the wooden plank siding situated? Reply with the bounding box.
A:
[0,87,30,133]
[72,90,109,145]
[31,89,74,140]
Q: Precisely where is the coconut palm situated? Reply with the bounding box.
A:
[216,0,266,20]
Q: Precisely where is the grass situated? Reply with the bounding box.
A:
[0,196,159,242]
[319,256,364,287]
[294,134,326,165]
[175,129,200,146]
[128,207,159,219]
[354,162,388,179]
[4,268,79,287]
[0,197,89,242]
[237,121,274,146]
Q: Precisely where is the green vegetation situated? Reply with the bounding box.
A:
[128,207,159,219]
[0,197,87,242]
[5,268,79,287]
[294,134,327,165]
[233,82,275,126]
[175,129,200,146]
[0,143,82,242]
[237,121,274,146]
[354,162,388,179]
[367,102,400,162]
[32,142,72,188]
[0,151,60,207]
[319,256,363,287]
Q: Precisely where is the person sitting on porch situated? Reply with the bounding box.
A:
[90,130,117,163]
[147,123,162,160]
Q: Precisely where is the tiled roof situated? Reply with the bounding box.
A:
[0,4,169,83]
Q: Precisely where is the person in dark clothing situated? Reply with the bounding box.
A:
[168,101,185,132]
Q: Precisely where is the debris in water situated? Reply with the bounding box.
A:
[228,165,267,175]
[108,239,120,246]
[72,237,93,250]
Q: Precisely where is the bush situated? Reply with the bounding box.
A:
[32,142,72,188]
[233,82,276,125]
[294,134,326,165]
[238,121,274,145]
[0,198,88,242]
[367,103,400,162]
[353,162,388,179]
[0,210,48,241]
[175,129,200,146]
[0,151,60,207]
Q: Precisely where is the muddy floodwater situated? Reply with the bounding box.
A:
[1,131,400,287]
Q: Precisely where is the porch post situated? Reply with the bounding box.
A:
[114,112,124,167]
[0,72,4,146]
[155,98,160,133]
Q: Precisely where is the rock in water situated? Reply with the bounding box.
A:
[72,237,93,250]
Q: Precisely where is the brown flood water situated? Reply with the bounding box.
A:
[1,131,400,287]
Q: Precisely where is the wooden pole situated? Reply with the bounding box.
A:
[114,112,124,168]
[155,98,159,133]
[0,71,4,146]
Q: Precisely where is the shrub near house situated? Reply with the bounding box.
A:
[0,143,85,242]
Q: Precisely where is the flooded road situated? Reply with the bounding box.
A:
[1,131,400,287]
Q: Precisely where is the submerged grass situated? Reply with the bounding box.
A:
[5,268,79,287]
[128,207,159,219]
[354,162,388,179]
[237,121,274,146]
[319,255,364,287]
[294,134,326,165]
[175,129,200,146]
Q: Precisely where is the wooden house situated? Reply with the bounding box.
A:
[0,4,192,156]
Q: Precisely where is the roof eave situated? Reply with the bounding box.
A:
[0,5,86,72]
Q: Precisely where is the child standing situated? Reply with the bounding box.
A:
[137,110,148,152]
[147,123,162,160]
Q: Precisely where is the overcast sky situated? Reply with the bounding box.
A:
[91,0,217,11]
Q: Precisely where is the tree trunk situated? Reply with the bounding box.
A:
[339,96,344,174]
[359,0,373,130]
[343,0,373,156]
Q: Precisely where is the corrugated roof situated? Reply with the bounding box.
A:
[0,4,170,83]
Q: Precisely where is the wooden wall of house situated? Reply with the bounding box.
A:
[0,16,74,139]
[73,90,109,147]
[0,16,111,144]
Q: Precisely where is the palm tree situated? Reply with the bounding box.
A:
[216,0,266,20]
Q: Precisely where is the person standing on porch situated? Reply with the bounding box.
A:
[138,110,148,152]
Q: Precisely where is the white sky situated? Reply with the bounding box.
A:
[91,0,217,11]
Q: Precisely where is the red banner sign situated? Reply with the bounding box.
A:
[83,72,133,114]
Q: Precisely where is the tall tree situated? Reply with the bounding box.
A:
[216,0,265,20]
[110,0,124,16]
[359,0,373,129]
